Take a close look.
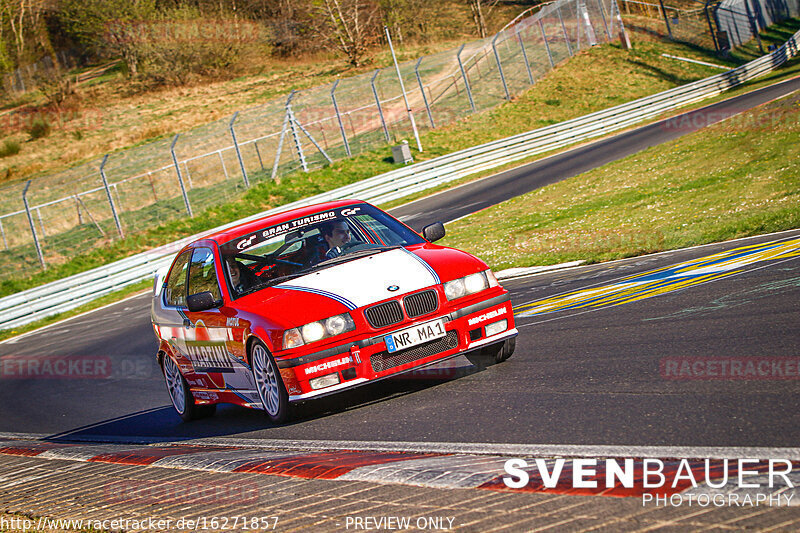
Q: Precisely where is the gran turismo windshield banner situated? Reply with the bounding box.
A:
[219,206,356,255]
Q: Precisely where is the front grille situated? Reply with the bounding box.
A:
[364,300,404,328]
[404,290,438,319]
[370,330,459,373]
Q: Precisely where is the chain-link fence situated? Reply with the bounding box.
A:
[620,0,799,51]
[0,0,625,281]
[1,50,82,96]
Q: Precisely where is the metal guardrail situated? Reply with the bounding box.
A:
[1,27,798,332]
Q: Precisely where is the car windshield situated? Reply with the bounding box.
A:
[219,204,425,297]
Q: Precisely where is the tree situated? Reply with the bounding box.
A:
[313,0,380,67]
[466,0,500,39]
[56,0,157,75]
[1,0,54,66]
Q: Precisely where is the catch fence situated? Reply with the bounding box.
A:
[0,0,625,279]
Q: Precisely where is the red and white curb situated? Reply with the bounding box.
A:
[0,435,798,504]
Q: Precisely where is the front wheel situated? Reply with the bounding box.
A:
[251,340,290,424]
[163,355,216,422]
[466,337,516,369]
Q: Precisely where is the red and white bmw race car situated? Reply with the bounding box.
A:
[151,200,517,422]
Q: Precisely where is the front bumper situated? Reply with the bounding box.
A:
[275,293,517,401]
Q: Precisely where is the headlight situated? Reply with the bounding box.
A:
[282,313,356,349]
[443,278,466,300]
[444,270,496,301]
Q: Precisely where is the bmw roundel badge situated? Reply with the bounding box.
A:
[387,285,400,292]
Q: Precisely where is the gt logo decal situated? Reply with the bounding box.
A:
[236,235,256,250]
[341,207,361,216]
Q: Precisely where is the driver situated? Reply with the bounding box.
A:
[226,258,255,295]
[319,220,352,259]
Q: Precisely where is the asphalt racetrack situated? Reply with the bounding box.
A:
[0,80,798,449]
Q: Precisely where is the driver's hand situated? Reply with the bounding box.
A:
[325,246,342,259]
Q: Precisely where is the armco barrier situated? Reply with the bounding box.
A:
[1,28,798,332]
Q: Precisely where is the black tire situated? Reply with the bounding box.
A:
[250,339,290,424]
[163,355,215,422]
[466,337,516,368]
[496,336,516,363]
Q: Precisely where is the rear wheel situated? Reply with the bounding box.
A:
[251,340,290,424]
[163,355,216,421]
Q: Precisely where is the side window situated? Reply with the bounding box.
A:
[164,251,192,307]
[187,248,222,301]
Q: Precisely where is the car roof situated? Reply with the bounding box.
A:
[204,199,366,244]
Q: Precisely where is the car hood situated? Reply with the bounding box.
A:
[275,247,439,309]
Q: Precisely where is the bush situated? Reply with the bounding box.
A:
[119,10,268,86]
[28,116,51,139]
[0,140,21,157]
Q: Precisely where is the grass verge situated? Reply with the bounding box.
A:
[439,91,800,269]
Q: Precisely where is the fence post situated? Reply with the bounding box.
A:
[558,8,574,56]
[170,135,193,217]
[370,70,391,142]
[213,152,227,181]
[272,92,294,180]
[36,208,46,238]
[287,107,308,172]
[596,0,612,40]
[491,34,511,100]
[516,25,534,84]
[457,44,476,113]
[539,20,556,68]
[99,154,124,238]
[744,0,764,54]
[74,195,83,225]
[0,218,7,250]
[254,140,265,171]
[704,1,720,52]
[22,181,46,270]
[415,58,435,128]
[578,0,598,47]
[658,0,673,40]
[385,26,423,152]
[229,111,250,188]
[330,80,352,157]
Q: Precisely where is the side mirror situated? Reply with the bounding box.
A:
[187,291,219,312]
[422,222,446,242]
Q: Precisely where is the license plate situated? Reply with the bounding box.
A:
[384,318,446,353]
